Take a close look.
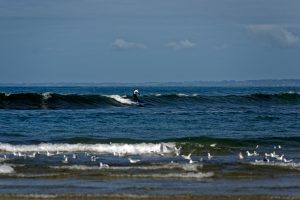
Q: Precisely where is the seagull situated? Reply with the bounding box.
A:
[128,158,140,164]
[174,146,182,156]
[208,153,213,160]
[28,152,36,158]
[263,157,270,163]
[253,151,259,156]
[99,162,109,168]
[270,151,277,158]
[278,145,281,149]
[238,152,244,160]
[255,145,259,149]
[62,155,68,163]
[47,151,54,157]
[72,154,77,159]
[210,143,217,147]
[265,153,271,157]
[181,153,192,160]
[283,158,293,163]
[91,156,97,162]
[275,154,284,161]
[246,151,253,157]
[189,159,197,164]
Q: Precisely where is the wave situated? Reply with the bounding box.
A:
[0,142,176,155]
[0,92,299,109]
[0,164,14,174]
[1,136,299,156]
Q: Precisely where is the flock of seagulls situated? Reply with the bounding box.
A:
[0,143,295,169]
[238,145,293,164]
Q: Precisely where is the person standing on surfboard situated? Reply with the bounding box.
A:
[133,89,140,102]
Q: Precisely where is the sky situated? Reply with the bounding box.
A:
[0,0,300,83]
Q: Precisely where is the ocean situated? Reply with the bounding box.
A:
[0,86,300,199]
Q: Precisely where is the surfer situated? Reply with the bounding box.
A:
[133,89,140,102]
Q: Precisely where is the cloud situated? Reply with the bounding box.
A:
[166,39,196,50]
[248,25,300,48]
[111,38,146,49]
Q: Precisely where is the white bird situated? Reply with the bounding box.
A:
[255,145,259,149]
[199,157,203,162]
[62,155,68,163]
[72,154,77,159]
[181,153,192,160]
[189,159,197,164]
[253,151,259,156]
[265,153,271,157]
[246,151,253,157]
[91,156,97,162]
[174,146,182,156]
[208,153,213,160]
[128,158,140,164]
[278,145,281,149]
[47,151,54,157]
[275,154,284,161]
[274,146,277,149]
[28,152,36,158]
[99,162,109,168]
[210,143,217,147]
[270,151,277,158]
[283,158,293,163]
[263,157,270,163]
[238,152,244,160]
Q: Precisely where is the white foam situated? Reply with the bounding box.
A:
[106,95,136,105]
[53,163,202,172]
[0,164,14,174]
[121,172,214,179]
[177,93,189,97]
[0,142,176,155]
[250,161,300,171]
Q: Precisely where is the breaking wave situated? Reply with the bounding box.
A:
[0,142,176,155]
[0,92,299,109]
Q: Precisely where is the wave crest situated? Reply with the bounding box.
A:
[0,92,299,109]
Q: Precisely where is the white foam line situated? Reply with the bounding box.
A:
[120,172,214,179]
[250,161,300,170]
[52,163,202,172]
[177,93,189,97]
[105,95,136,105]
[0,142,176,155]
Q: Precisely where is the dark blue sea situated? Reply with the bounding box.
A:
[0,86,300,199]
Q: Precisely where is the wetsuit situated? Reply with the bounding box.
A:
[133,89,140,102]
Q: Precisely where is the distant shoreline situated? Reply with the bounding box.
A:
[0,79,300,87]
